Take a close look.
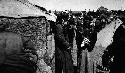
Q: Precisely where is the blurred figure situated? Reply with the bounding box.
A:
[0,23,38,73]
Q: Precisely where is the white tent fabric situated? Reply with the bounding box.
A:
[90,18,123,63]
[95,18,122,48]
[0,0,57,22]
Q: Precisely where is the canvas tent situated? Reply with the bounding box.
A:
[0,0,57,22]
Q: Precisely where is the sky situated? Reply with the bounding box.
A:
[28,0,125,11]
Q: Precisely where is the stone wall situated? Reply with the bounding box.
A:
[0,17,54,73]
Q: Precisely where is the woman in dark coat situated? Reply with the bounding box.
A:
[51,17,74,73]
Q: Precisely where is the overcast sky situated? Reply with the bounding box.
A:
[28,0,125,11]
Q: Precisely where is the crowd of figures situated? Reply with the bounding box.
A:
[1,1,125,72]
[52,10,125,73]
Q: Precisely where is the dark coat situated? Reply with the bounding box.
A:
[54,23,70,50]
[54,23,74,73]
[107,25,125,73]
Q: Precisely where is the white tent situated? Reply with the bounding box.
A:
[0,0,56,22]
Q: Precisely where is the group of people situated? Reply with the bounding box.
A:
[53,10,125,73]
[0,5,125,73]
[53,11,105,73]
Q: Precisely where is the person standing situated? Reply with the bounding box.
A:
[52,18,74,73]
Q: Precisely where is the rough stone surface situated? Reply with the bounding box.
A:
[0,17,54,73]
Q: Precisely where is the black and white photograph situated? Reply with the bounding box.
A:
[0,0,125,73]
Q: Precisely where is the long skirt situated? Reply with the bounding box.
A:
[55,47,74,73]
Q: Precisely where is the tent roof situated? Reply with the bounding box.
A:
[0,0,56,21]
